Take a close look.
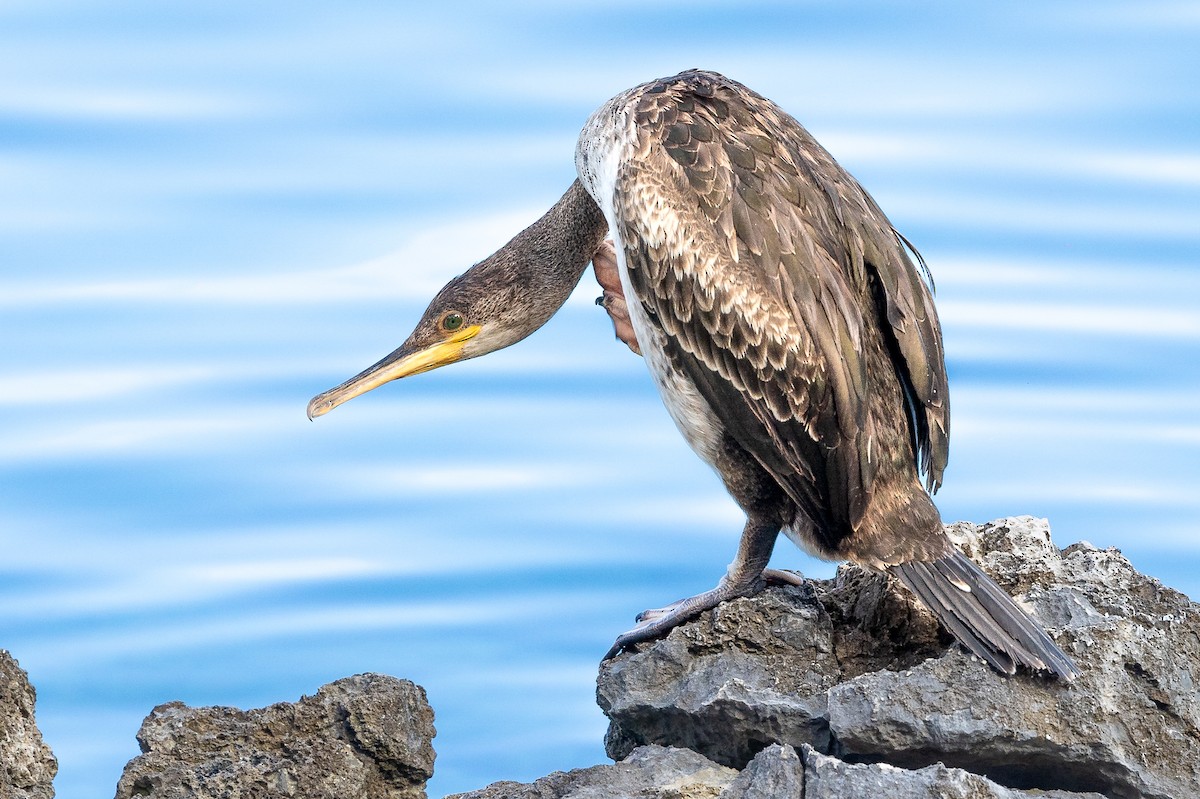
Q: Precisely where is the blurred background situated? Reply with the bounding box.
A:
[1,2,1197,796]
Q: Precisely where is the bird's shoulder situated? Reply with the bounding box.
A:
[615,71,874,429]
[611,70,949,526]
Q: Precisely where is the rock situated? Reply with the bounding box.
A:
[451,741,1105,799]
[0,650,57,799]
[447,744,738,799]
[93,516,1197,798]
[599,516,1200,799]
[716,743,803,799]
[114,673,435,799]
[800,744,1106,799]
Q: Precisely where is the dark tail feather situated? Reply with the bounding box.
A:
[890,552,1081,680]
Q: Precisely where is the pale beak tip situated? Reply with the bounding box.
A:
[306,396,331,421]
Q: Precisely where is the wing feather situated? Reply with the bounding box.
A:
[614,71,949,545]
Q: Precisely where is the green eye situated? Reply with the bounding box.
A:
[441,312,464,332]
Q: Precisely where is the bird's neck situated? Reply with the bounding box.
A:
[512,179,609,311]
[456,180,610,356]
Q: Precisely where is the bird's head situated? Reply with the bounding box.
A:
[307,257,543,420]
[307,180,608,420]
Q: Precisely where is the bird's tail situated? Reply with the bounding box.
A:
[889,551,1080,680]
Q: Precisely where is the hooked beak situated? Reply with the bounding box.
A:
[307,325,481,420]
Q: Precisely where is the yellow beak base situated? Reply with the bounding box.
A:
[307,324,481,419]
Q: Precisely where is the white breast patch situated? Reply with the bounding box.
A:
[576,102,726,470]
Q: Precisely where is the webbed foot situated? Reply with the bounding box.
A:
[604,567,805,659]
[592,239,641,355]
[604,518,791,660]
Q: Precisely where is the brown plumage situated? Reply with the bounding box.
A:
[309,69,1079,680]
[586,72,947,555]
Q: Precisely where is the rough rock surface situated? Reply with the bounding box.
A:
[449,742,1105,799]
[799,744,1106,799]
[114,673,435,799]
[599,517,1199,799]
[447,745,738,799]
[0,650,57,799]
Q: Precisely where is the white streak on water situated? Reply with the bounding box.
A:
[0,86,262,121]
[827,133,1200,189]
[0,212,545,305]
[886,191,1200,239]
[933,257,1200,290]
[1,413,275,461]
[324,463,608,496]
[23,593,626,668]
[1045,1,1200,29]
[0,366,220,405]
[940,301,1200,337]
[949,481,1200,508]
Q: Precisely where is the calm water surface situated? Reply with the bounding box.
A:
[1,3,1197,797]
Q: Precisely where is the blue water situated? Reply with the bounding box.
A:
[2,3,1197,797]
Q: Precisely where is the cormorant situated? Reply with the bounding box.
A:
[307,70,1079,679]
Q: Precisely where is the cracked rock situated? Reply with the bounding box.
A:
[800,744,1106,798]
[446,744,738,799]
[598,516,1199,799]
[113,673,435,799]
[452,742,1107,799]
[0,650,57,799]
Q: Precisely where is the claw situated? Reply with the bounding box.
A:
[602,569,788,660]
[604,522,788,660]
[632,598,691,625]
[762,568,805,587]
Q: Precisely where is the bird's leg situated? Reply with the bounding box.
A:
[592,239,642,355]
[603,517,780,659]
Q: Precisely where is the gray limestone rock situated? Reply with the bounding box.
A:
[450,741,1105,799]
[715,744,803,799]
[0,650,56,799]
[114,673,435,799]
[446,745,738,799]
[800,744,1106,799]
[598,517,1199,799]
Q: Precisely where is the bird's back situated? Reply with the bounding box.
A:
[578,70,949,561]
